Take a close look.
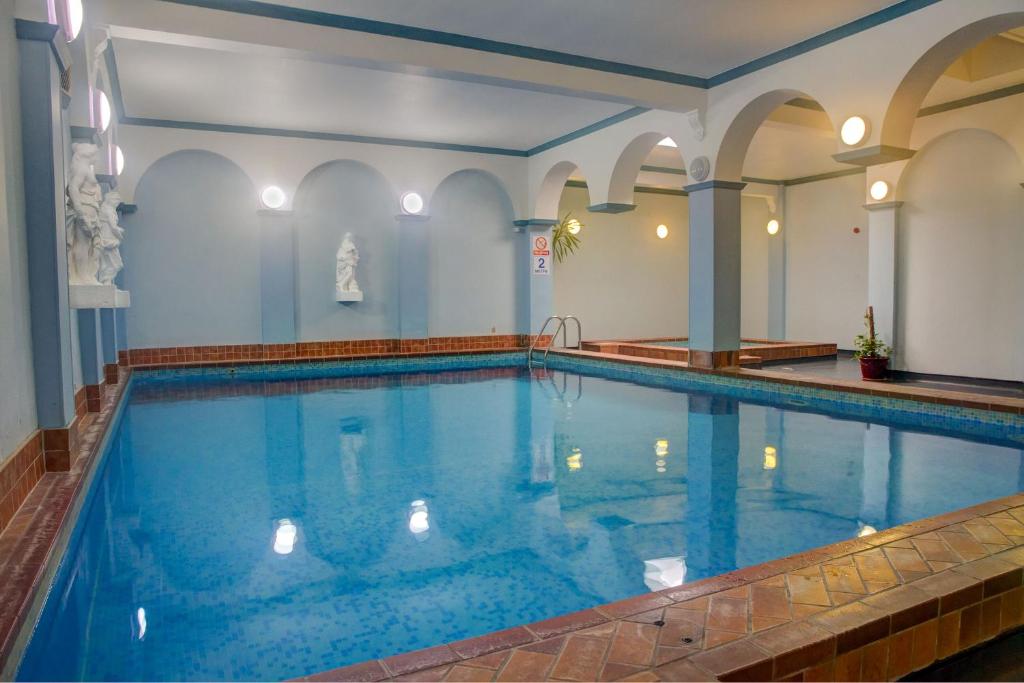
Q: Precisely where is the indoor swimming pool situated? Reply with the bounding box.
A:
[16,356,1024,681]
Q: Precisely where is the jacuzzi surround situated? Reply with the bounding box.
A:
[2,350,1022,681]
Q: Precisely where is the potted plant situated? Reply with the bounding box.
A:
[552,212,583,263]
[853,306,892,381]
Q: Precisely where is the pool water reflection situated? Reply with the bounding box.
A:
[18,365,1024,681]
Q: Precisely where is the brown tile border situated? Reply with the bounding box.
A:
[0,368,131,673]
[118,334,536,370]
[297,495,1024,682]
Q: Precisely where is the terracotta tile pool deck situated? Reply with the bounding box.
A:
[1,347,1022,682]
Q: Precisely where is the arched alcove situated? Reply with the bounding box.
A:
[605,131,686,207]
[532,160,590,221]
[126,149,261,348]
[293,160,398,341]
[896,128,1024,381]
[429,169,517,336]
[881,11,1024,150]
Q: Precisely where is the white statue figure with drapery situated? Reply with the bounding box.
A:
[66,142,104,285]
[335,232,363,301]
[97,190,125,285]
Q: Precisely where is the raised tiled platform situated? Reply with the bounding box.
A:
[582,338,838,369]
[297,497,1024,682]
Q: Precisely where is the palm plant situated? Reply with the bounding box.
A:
[552,212,583,263]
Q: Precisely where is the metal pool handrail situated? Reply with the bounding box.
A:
[529,315,582,367]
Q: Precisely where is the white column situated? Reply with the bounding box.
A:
[865,201,901,365]
[767,188,786,340]
[514,220,556,340]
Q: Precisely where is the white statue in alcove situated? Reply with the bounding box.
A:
[335,232,363,302]
[97,190,125,285]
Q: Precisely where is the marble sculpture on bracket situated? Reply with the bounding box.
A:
[66,142,104,286]
[335,232,363,302]
[97,190,125,285]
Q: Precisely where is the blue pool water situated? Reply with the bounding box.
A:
[18,357,1024,681]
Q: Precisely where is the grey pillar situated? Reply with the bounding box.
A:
[17,20,75,429]
[685,180,745,368]
[513,220,557,340]
[258,209,297,345]
[866,201,901,365]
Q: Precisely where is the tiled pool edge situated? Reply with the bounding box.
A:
[548,349,1024,426]
[0,368,133,680]
[296,495,1024,683]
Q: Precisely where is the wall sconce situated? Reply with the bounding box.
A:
[260,185,287,210]
[840,116,870,147]
[869,180,890,201]
[400,191,424,215]
[566,218,581,235]
[763,446,777,470]
[97,90,111,133]
[63,0,83,42]
[656,224,668,239]
[112,144,125,175]
[766,219,780,236]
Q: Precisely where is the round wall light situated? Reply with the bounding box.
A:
[840,116,870,147]
[65,0,84,42]
[97,91,111,133]
[656,224,668,239]
[766,219,780,236]
[566,218,581,235]
[260,185,287,210]
[400,191,424,215]
[113,144,125,175]
[869,180,890,201]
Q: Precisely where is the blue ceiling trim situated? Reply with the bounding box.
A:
[104,42,127,122]
[708,0,943,86]
[157,0,707,87]
[526,107,649,156]
[155,0,942,90]
[120,117,531,156]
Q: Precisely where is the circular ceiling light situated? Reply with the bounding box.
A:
[869,180,890,201]
[260,185,287,210]
[97,91,111,133]
[566,218,581,235]
[65,0,84,42]
[113,144,125,175]
[656,224,668,239]
[766,219,780,236]
[840,116,869,147]
[400,192,424,215]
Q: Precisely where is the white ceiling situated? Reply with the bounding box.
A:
[271,0,900,78]
[113,37,633,150]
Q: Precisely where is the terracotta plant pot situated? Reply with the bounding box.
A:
[859,356,889,381]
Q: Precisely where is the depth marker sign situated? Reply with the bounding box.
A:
[532,235,550,275]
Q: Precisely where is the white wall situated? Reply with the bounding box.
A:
[0,5,38,461]
[785,173,869,347]
[554,186,771,341]
[897,129,1024,380]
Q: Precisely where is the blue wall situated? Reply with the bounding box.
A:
[294,160,398,341]
[429,170,517,336]
[124,150,261,347]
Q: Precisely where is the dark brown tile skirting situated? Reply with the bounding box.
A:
[0,433,44,535]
